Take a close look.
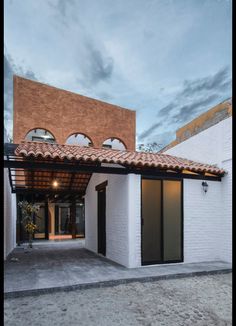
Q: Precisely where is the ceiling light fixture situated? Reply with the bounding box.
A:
[52,180,59,188]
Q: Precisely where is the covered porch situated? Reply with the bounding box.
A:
[4,141,225,269]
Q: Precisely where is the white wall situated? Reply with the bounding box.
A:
[4,168,17,259]
[183,179,223,263]
[166,117,232,167]
[85,173,141,268]
[166,117,232,263]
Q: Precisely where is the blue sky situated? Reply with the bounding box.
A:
[4,0,232,148]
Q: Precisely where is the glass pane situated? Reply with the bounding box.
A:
[76,204,85,236]
[142,179,161,263]
[60,207,71,234]
[163,180,182,261]
[34,205,45,239]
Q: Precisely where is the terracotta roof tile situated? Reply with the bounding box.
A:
[14,141,225,176]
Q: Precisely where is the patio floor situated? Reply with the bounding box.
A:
[4,240,232,298]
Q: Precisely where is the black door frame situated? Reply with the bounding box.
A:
[141,176,184,265]
[96,181,108,256]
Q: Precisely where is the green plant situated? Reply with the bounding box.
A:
[18,201,40,248]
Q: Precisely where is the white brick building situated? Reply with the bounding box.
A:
[83,100,232,267]
[164,114,232,264]
[4,77,232,268]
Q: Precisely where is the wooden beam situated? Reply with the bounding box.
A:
[95,180,108,191]
[4,159,223,181]
[13,188,85,195]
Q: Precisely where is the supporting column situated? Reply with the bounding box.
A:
[45,198,49,240]
[71,197,76,239]
[127,174,141,268]
[16,194,21,245]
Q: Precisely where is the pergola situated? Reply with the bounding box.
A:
[4,142,224,195]
[4,142,224,241]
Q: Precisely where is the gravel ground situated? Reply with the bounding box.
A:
[4,273,232,326]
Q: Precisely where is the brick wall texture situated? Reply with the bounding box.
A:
[13,76,136,150]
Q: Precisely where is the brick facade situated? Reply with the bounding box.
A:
[13,76,136,150]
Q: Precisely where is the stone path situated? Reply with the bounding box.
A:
[4,273,232,326]
[4,240,232,298]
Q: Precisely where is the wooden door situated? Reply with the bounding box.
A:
[97,188,106,256]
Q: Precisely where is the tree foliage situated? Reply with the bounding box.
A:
[137,142,162,153]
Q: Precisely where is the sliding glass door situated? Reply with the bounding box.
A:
[141,178,183,265]
[141,179,162,263]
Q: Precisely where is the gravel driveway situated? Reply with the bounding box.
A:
[4,273,232,326]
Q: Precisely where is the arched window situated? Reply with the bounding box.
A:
[66,133,93,147]
[25,129,56,143]
[102,138,126,150]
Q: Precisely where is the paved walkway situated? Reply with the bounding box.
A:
[4,240,232,298]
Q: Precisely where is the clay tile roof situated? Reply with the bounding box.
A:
[14,141,225,176]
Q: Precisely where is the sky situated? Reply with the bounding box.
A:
[4,0,232,148]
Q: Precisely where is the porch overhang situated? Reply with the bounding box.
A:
[4,142,224,194]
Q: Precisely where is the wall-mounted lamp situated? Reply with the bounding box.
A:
[202,181,208,193]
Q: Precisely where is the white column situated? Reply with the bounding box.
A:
[127,174,141,268]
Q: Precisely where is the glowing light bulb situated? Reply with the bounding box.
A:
[52,180,58,188]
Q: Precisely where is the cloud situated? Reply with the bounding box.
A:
[180,66,231,97]
[4,52,38,137]
[77,39,114,87]
[158,103,176,118]
[157,66,231,120]
[4,0,232,148]
[138,65,231,146]
[171,94,219,123]
[4,55,15,137]
[56,0,75,17]
[139,122,162,140]
[48,0,76,25]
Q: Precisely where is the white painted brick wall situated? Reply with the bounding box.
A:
[166,117,232,263]
[220,159,232,262]
[85,173,141,268]
[4,168,17,259]
[84,117,232,267]
[183,179,222,263]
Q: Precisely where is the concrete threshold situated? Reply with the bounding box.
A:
[4,266,231,299]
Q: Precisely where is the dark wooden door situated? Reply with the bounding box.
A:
[97,189,106,256]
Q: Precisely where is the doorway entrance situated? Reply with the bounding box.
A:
[16,194,85,243]
[96,181,107,256]
[141,178,183,265]
[54,203,85,237]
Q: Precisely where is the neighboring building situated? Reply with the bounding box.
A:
[161,98,232,263]
[160,98,232,152]
[4,76,231,267]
